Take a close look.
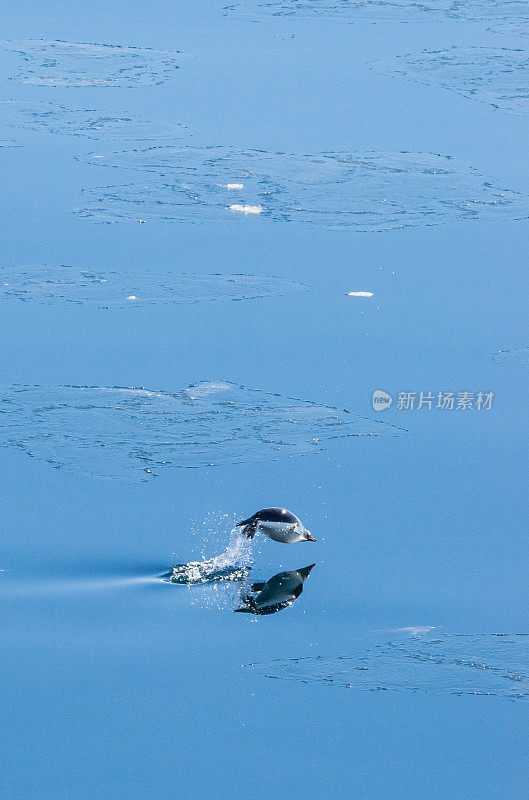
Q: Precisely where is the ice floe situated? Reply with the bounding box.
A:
[0,382,405,480]
[76,146,529,229]
[1,39,182,87]
[0,267,308,307]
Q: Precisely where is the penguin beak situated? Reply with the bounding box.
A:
[299,563,316,579]
[305,532,316,542]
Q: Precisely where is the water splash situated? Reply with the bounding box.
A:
[246,632,529,701]
[76,147,528,230]
[1,39,182,87]
[167,528,253,585]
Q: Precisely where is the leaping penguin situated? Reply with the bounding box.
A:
[235,507,315,543]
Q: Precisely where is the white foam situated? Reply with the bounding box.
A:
[220,183,244,190]
[347,291,373,297]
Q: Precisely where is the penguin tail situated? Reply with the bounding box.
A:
[236,519,258,539]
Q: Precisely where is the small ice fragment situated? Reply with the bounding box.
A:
[126,295,137,300]
[220,183,244,190]
[392,626,435,635]
[347,291,373,297]
[229,204,262,215]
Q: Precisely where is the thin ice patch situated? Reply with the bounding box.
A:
[493,346,529,366]
[75,147,528,230]
[246,633,529,701]
[0,267,308,307]
[0,100,186,141]
[0,382,405,480]
[224,0,529,32]
[1,40,181,87]
[374,47,529,115]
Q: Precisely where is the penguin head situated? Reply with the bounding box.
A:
[302,529,316,542]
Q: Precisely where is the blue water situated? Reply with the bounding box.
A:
[1,1,529,797]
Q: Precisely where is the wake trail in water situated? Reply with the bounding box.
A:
[166,528,253,585]
[2,573,160,598]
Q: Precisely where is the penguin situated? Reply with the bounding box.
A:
[234,564,315,615]
[235,508,315,543]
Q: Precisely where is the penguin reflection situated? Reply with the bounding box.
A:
[234,564,315,615]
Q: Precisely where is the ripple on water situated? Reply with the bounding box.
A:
[1,40,182,87]
[0,100,187,141]
[246,633,529,701]
[0,267,309,307]
[374,47,529,115]
[0,382,404,480]
[75,147,528,230]
[224,0,529,32]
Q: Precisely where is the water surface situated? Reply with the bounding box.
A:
[1,0,528,798]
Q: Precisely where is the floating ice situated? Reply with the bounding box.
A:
[493,346,529,365]
[76,146,528,230]
[229,204,263,214]
[445,0,529,32]
[374,47,529,115]
[0,382,404,480]
[225,0,529,32]
[391,626,436,635]
[0,267,308,307]
[225,0,450,22]
[1,40,181,87]
[0,100,185,141]
[247,633,529,701]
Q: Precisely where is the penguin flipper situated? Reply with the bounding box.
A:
[250,582,266,592]
[234,594,258,613]
[238,520,258,539]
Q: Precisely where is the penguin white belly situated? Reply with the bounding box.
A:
[258,522,300,543]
